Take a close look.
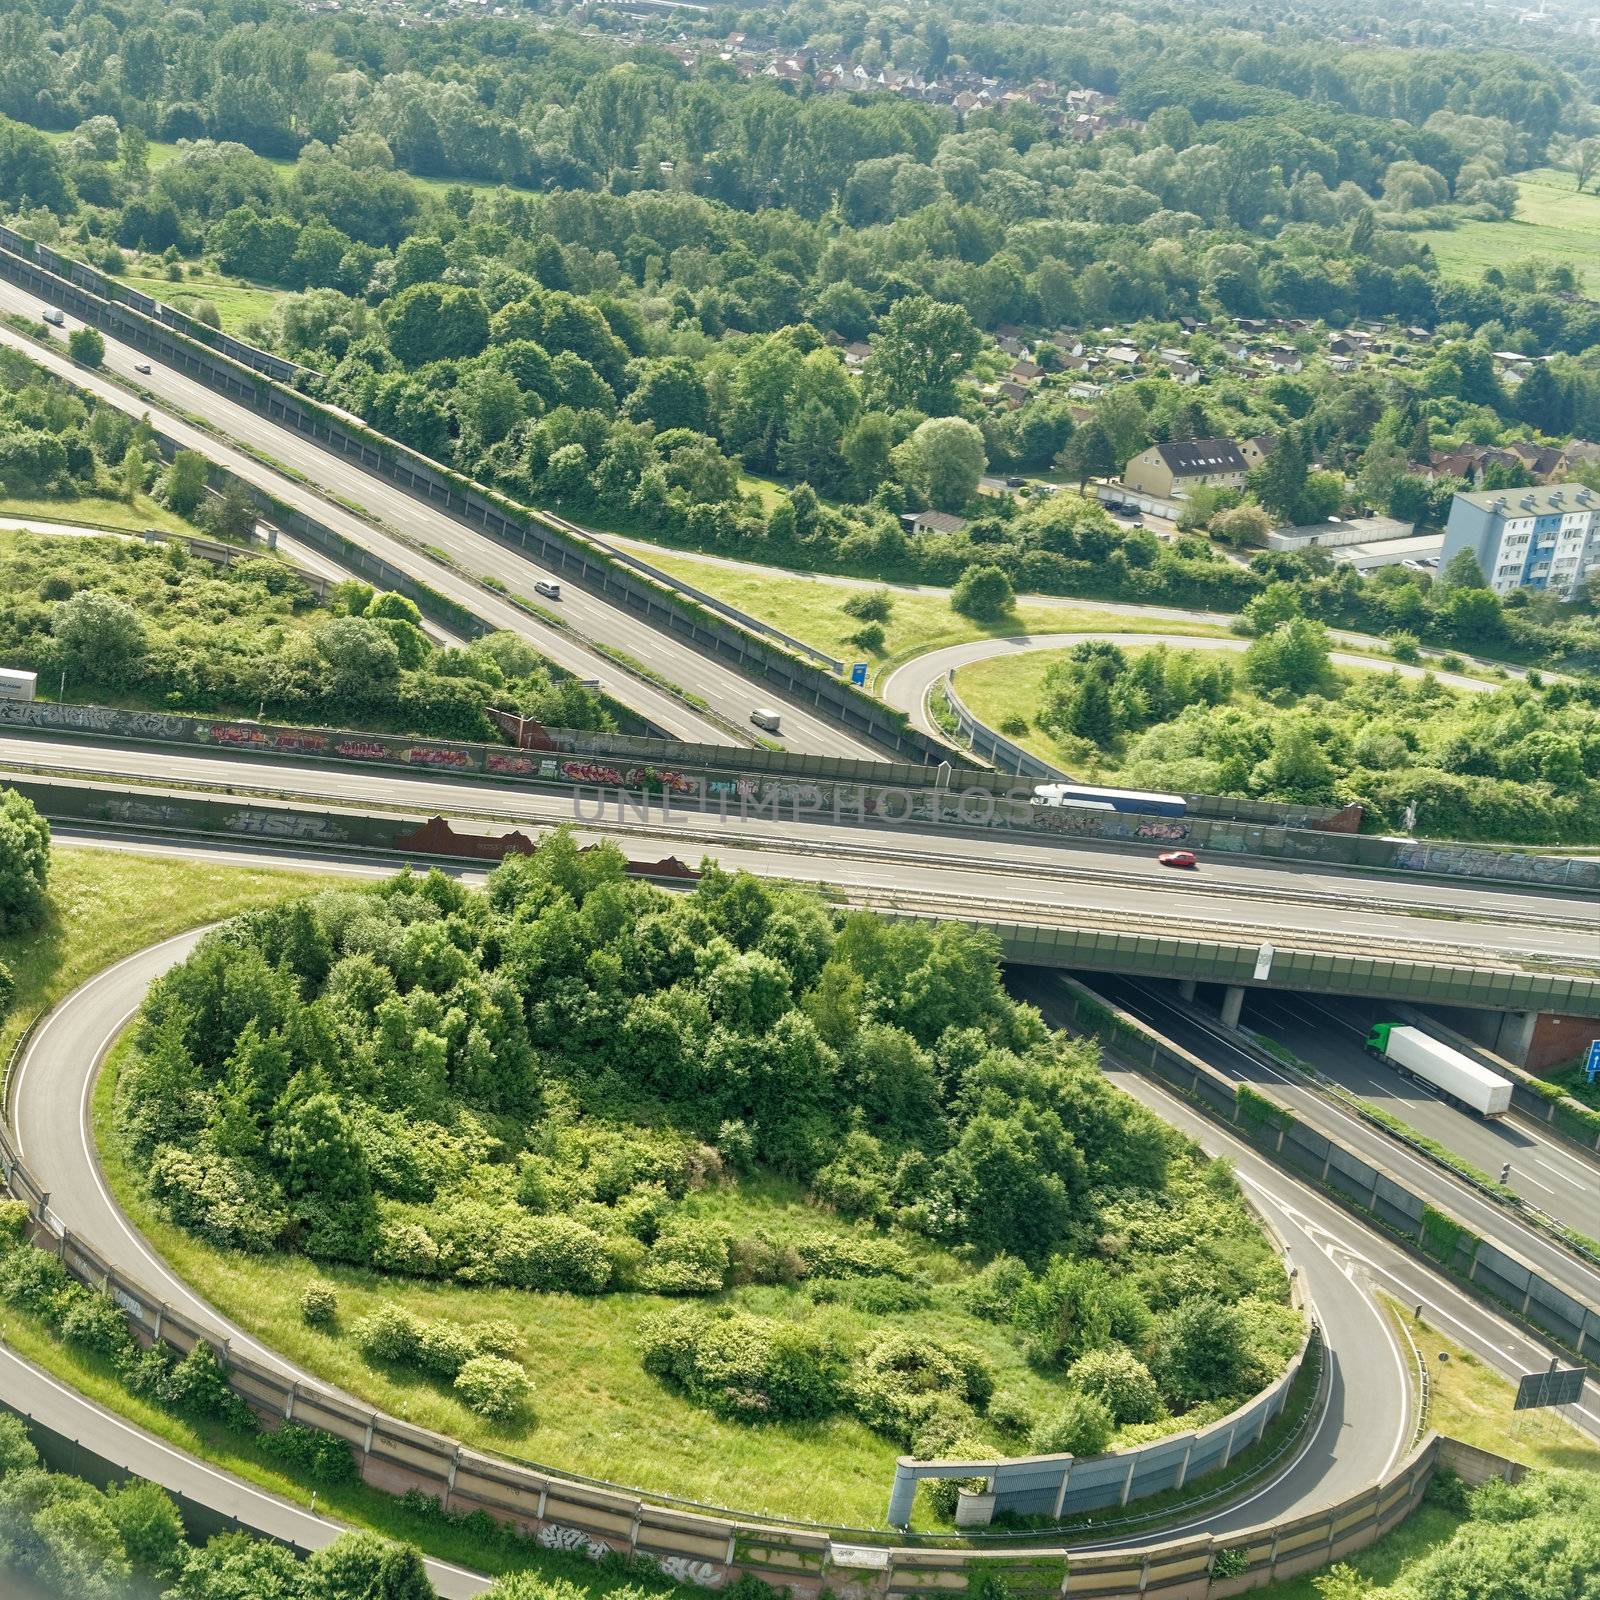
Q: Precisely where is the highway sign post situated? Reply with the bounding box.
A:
[1513,1364,1586,1411]
[1584,1039,1600,1084]
[850,662,868,686]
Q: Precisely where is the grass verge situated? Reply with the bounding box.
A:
[1422,168,1600,297]
[0,493,195,538]
[616,547,1228,676]
[0,844,327,1065]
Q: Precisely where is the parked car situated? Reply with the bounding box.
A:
[1157,850,1198,869]
[534,579,561,599]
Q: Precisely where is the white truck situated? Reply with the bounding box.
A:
[1364,1022,1512,1118]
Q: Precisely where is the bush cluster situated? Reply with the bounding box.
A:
[352,1303,531,1419]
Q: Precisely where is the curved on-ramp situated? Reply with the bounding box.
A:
[884,633,1502,743]
[1,873,1418,1580]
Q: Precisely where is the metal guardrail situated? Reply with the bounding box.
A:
[940,670,1066,780]
[571,524,846,673]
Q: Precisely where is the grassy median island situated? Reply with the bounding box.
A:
[614,542,1229,673]
[951,626,1600,845]
[97,834,1302,1527]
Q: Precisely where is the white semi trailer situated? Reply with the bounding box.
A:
[1364,1022,1512,1118]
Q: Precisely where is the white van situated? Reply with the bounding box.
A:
[42,309,64,327]
[750,708,782,733]
[534,579,561,600]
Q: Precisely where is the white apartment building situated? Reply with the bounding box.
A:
[1440,483,1600,597]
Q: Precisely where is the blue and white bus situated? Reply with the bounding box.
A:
[1031,783,1187,818]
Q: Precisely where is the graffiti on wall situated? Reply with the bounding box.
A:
[537,1525,612,1561]
[404,745,474,770]
[1135,820,1189,842]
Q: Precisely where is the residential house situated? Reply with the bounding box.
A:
[1238,435,1278,470]
[1122,438,1249,500]
[995,334,1027,359]
[1010,360,1045,384]
[1264,347,1304,373]
[1103,343,1140,366]
[841,340,873,368]
[996,380,1029,407]
[901,510,969,536]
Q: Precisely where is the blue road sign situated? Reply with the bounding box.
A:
[1586,1038,1600,1084]
[850,661,868,686]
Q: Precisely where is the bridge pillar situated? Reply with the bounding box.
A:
[1494,1010,1538,1066]
[1219,985,1245,1028]
[886,1463,918,1528]
[1178,979,1197,1002]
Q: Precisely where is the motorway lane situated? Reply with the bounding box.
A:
[1015,973,1600,1454]
[13,841,1411,1544]
[884,633,1501,742]
[3,732,1596,967]
[0,293,879,758]
[1240,991,1599,1235]
[0,317,720,745]
[1086,978,1600,1312]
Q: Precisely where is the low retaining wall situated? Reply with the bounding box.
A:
[0,1030,1463,1596]
[887,1327,1313,1526]
[1049,979,1600,1365]
[943,670,1064,781]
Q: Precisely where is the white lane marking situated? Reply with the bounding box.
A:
[0,1343,487,1590]
[1535,1158,1596,1193]
[1159,996,1600,1290]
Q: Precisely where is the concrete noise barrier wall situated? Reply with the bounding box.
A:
[0,1066,1459,1597]
[1049,978,1600,1365]
[0,235,957,768]
[9,698,1599,902]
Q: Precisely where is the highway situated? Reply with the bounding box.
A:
[9,840,1412,1550]
[0,286,882,758]
[1081,978,1600,1315]
[3,731,1598,972]
[5,834,1596,1587]
[1240,991,1599,1236]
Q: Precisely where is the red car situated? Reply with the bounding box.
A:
[1158,850,1198,869]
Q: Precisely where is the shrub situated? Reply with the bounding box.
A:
[639,1306,846,1423]
[165,1342,256,1431]
[59,1287,135,1359]
[0,788,51,933]
[638,1220,730,1294]
[353,1304,424,1366]
[454,1355,531,1421]
[951,563,1015,621]
[489,1213,612,1293]
[0,1200,32,1247]
[849,621,886,653]
[848,1333,995,1443]
[415,1319,476,1379]
[1067,1347,1162,1425]
[0,1244,72,1316]
[300,1283,338,1329]
[1028,1392,1114,1457]
[67,326,105,367]
[1388,631,1422,663]
[841,589,893,623]
[148,1145,287,1252]
[1153,1299,1248,1408]
[792,1230,913,1281]
[259,1421,358,1484]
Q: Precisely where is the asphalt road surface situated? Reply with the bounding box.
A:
[1240,990,1599,1236]
[1083,978,1600,1316]
[0,288,882,758]
[4,730,1596,971]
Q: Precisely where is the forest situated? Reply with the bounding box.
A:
[108,837,1301,1510]
[0,0,1596,680]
